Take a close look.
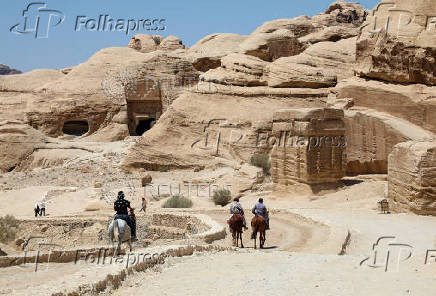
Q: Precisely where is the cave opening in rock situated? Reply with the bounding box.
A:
[135,118,155,136]
[62,120,89,136]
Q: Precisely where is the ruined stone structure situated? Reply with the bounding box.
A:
[271,108,346,185]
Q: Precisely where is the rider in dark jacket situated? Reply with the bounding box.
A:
[114,191,136,238]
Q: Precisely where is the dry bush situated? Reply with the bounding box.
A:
[0,215,20,243]
[250,154,271,175]
[157,166,170,172]
[162,195,193,208]
[212,189,232,207]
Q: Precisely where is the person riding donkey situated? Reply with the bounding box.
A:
[113,191,137,240]
[229,198,248,230]
[252,198,270,230]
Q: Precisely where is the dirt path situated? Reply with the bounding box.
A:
[206,211,331,253]
[109,250,436,296]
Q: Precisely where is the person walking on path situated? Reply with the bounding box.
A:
[34,203,40,217]
[39,200,46,216]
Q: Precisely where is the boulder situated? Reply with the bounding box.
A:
[357,0,436,85]
[127,34,162,53]
[265,56,337,88]
[252,16,315,37]
[311,1,367,28]
[388,141,436,215]
[239,29,304,62]
[299,25,358,45]
[200,53,268,86]
[275,37,356,81]
[344,108,434,175]
[159,35,185,51]
[356,32,436,85]
[0,122,46,173]
[186,33,247,72]
[141,173,153,186]
[336,77,436,133]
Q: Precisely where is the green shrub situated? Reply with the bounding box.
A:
[162,195,193,208]
[212,189,232,207]
[0,215,20,243]
[250,154,271,174]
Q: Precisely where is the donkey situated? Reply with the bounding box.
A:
[251,215,267,249]
[228,214,244,248]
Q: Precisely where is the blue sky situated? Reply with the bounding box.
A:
[0,0,379,72]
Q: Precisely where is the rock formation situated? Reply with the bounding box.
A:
[344,108,434,175]
[185,33,247,72]
[270,108,346,185]
[127,34,185,53]
[388,141,436,215]
[0,121,46,173]
[0,65,21,75]
[1,0,436,215]
[356,0,436,85]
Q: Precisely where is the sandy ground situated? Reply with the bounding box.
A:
[110,251,436,296]
[2,167,436,296]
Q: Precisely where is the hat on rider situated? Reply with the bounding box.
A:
[259,198,263,203]
[117,191,125,199]
[233,198,239,202]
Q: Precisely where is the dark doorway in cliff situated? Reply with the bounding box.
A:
[62,120,89,136]
[135,118,155,136]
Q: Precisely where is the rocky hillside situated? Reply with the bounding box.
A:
[0,65,21,75]
[0,0,435,215]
